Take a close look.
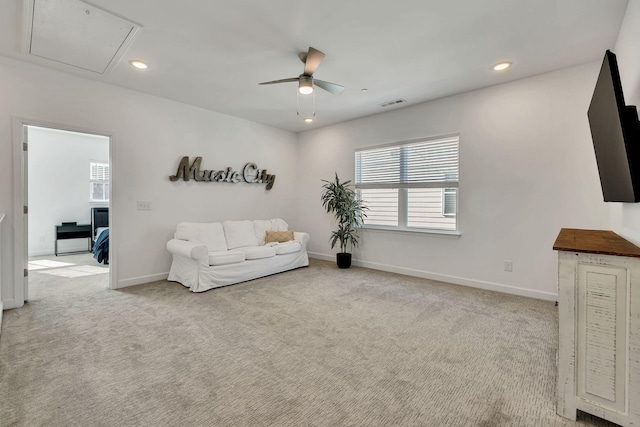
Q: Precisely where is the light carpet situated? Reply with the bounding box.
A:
[0,258,616,426]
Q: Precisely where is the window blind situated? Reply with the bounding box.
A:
[355,136,458,188]
[90,162,110,181]
[90,162,110,202]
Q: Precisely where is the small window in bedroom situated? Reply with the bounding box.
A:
[90,161,109,202]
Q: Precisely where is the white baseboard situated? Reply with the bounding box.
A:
[30,246,89,258]
[309,252,337,263]
[308,252,557,301]
[116,272,169,289]
[28,250,55,257]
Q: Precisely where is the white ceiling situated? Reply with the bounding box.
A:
[0,0,630,133]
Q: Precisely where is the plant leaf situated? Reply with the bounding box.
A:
[320,172,369,253]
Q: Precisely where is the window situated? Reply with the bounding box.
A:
[442,188,457,216]
[355,135,458,232]
[90,161,109,202]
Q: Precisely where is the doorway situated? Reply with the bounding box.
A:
[13,121,114,305]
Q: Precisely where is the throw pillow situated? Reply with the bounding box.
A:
[265,230,294,243]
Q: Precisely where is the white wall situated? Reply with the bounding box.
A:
[297,63,610,299]
[28,127,109,256]
[1,18,629,307]
[611,0,640,243]
[0,55,298,308]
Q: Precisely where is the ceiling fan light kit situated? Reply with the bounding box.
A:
[298,75,314,94]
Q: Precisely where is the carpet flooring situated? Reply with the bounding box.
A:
[0,257,618,426]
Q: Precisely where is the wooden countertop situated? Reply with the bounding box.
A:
[553,228,640,258]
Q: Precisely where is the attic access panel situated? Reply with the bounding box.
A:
[25,0,141,74]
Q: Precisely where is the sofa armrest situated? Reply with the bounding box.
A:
[167,239,208,265]
[293,232,310,249]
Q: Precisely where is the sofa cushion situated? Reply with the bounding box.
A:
[208,250,245,266]
[252,219,273,245]
[272,218,288,231]
[236,245,276,260]
[273,241,302,255]
[176,222,227,252]
[223,220,259,249]
[252,219,289,245]
[265,230,294,243]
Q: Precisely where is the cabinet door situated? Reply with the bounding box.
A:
[576,263,628,413]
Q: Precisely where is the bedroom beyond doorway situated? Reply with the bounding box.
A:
[25,125,111,300]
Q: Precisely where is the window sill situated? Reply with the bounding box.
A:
[362,225,461,238]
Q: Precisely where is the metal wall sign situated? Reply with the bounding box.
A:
[169,156,276,190]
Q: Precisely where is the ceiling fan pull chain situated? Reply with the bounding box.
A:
[312,90,316,117]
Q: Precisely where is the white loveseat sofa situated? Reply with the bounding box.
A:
[167,218,309,292]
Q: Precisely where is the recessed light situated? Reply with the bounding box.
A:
[492,62,512,71]
[361,88,368,93]
[129,60,149,70]
[303,117,314,123]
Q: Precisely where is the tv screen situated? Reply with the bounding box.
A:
[587,50,640,202]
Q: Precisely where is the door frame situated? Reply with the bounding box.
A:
[12,117,117,307]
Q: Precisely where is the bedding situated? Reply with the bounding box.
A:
[91,207,109,265]
[93,228,109,265]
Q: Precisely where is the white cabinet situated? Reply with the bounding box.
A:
[554,229,640,426]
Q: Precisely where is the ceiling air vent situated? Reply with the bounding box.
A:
[379,98,406,107]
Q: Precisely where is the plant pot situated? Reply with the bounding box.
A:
[336,252,352,269]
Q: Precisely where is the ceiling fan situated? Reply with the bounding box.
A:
[259,47,345,95]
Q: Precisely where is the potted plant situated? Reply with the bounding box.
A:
[321,173,367,268]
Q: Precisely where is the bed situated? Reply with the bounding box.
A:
[91,207,109,264]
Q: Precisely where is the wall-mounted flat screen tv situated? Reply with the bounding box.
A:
[588,50,640,202]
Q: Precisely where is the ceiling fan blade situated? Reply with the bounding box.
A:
[303,47,325,76]
[258,77,299,85]
[314,79,345,95]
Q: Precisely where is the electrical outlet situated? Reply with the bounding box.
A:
[504,260,513,272]
[137,201,152,210]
